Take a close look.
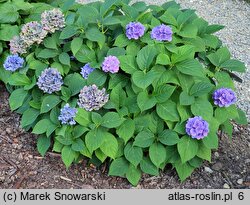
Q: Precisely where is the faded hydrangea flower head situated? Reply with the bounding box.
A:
[9,36,28,55]
[75,0,85,4]
[78,84,109,111]
[58,103,78,125]
[213,88,237,107]
[41,8,65,33]
[20,21,47,45]
[102,56,120,73]
[80,63,95,79]
[151,24,173,42]
[126,22,145,40]
[3,54,24,72]
[186,116,209,140]
[37,68,63,94]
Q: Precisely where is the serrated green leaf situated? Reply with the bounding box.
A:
[137,91,156,112]
[156,100,180,122]
[75,108,90,126]
[159,130,180,145]
[133,130,155,148]
[100,132,118,159]
[126,164,141,186]
[177,136,199,163]
[190,82,214,96]
[71,37,83,55]
[102,112,124,128]
[136,45,157,70]
[9,88,28,111]
[116,119,135,144]
[140,157,159,176]
[61,145,76,168]
[109,157,129,177]
[21,108,40,127]
[37,135,51,157]
[124,143,143,167]
[176,59,205,77]
[40,95,61,114]
[149,142,166,167]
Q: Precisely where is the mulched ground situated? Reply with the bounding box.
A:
[0,83,249,189]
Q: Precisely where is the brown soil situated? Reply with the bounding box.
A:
[0,83,249,189]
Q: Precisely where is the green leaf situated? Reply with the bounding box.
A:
[175,160,195,181]
[124,143,143,167]
[37,49,58,59]
[140,157,159,176]
[156,53,171,65]
[234,109,248,125]
[220,59,246,72]
[133,130,155,148]
[109,157,129,177]
[214,71,234,89]
[92,112,103,125]
[197,142,211,162]
[100,0,120,16]
[156,100,180,122]
[126,164,141,186]
[179,24,198,38]
[114,34,130,47]
[190,82,214,96]
[101,112,124,128]
[177,135,199,163]
[137,91,156,112]
[64,73,86,95]
[154,84,176,103]
[159,130,180,145]
[21,108,40,127]
[8,73,31,86]
[71,37,83,55]
[149,142,166,167]
[40,95,61,114]
[136,45,157,70]
[43,37,57,50]
[37,135,51,157]
[118,55,137,74]
[61,145,76,168]
[103,16,121,25]
[116,119,135,144]
[179,91,195,105]
[86,26,105,48]
[176,59,205,77]
[107,47,126,57]
[87,69,107,87]
[132,70,157,89]
[32,119,51,134]
[191,98,213,120]
[59,52,70,66]
[75,108,90,126]
[207,47,230,66]
[0,24,19,41]
[85,128,104,154]
[206,24,225,34]
[9,88,28,111]
[0,3,19,23]
[95,149,107,162]
[72,138,85,152]
[189,157,203,168]
[171,45,195,64]
[100,132,118,159]
[59,25,78,39]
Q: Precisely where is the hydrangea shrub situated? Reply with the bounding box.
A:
[1,0,248,186]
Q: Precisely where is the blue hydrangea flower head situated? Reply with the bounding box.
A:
[80,63,95,79]
[102,56,120,73]
[186,116,209,140]
[126,22,145,40]
[58,103,77,125]
[213,88,237,107]
[77,84,109,111]
[3,54,24,72]
[151,24,173,41]
[37,68,63,94]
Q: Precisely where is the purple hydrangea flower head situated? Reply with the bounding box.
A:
[186,116,209,140]
[37,68,63,94]
[151,24,173,42]
[9,36,28,55]
[41,9,65,33]
[80,63,95,79]
[20,21,47,45]
[126,22,145,40]
[3,55,24,72]
[213,88,237,107]
[102,56,120,73]
[77,84,109,111]
[58,103,78,125]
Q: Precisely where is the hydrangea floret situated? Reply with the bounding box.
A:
[186,116,209,140]
[37,68,63,94]
[126,22,145,40]
[58,104,78,125]
[151,24,173,41]
[77,84,109,111]
[102,56,120,73]
[3,55,24,72]
[213,88,237,107]
[80,63,95,79]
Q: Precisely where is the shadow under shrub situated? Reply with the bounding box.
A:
[0,0,248,186]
